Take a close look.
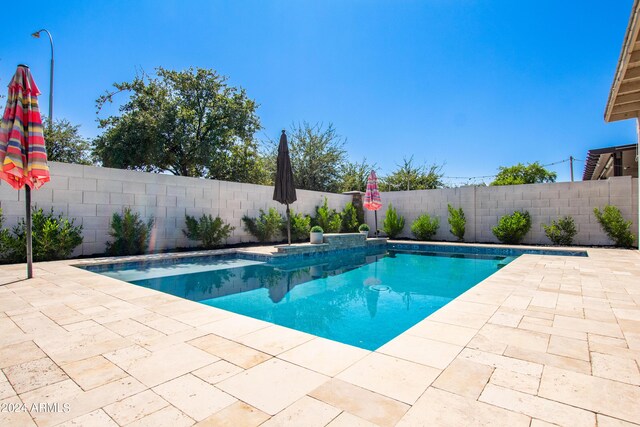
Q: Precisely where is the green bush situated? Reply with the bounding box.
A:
[0,207,83,263]
[280,211,311,242]
[242,208,282,242]
[340,202,359,232]
[313,197,341,233]
[183,214,234,249]
[447,204,466,241]
[492,211,531,244]
[383,203,405,238]
[106,208,154,255]
[411,214,439,240]
[311,225,323,233]
[593,205,635,247]
[358,223,370,232]
[543,216,577,246]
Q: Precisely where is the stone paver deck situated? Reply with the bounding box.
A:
[0,245,639,426]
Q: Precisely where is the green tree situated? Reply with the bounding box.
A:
[491,162,556,186]
[339,158,376,193]
[283,122,347,193]
[313,197,342,233]
[380,156,444,191]
[94,67,262,181]
[43,118,93,165]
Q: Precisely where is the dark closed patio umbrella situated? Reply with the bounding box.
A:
[273,130,297,245]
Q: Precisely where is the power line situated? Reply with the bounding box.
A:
[441,157,584,182]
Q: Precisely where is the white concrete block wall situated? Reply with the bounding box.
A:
[366,176,638,246]
[0,162,351,256]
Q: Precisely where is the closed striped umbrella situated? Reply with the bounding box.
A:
[0,65,50,278]
[364,170,382,236]
[0,65,49,189]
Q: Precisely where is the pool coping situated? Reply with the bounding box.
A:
[0,244,638,425]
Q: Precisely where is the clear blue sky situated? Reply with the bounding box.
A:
[0,0,635,185]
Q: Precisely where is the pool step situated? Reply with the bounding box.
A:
[497,256,517,269]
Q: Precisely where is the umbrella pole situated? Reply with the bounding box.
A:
[374,210,378,237]
[286,204,292,245]
[25,187,33,279]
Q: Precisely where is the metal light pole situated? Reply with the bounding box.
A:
[27,29,54,279]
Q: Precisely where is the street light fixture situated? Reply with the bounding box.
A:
[31,29,54,125]
[28,29,54,279]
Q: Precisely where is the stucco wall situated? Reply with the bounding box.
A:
[366,177,638,246]
[0,162,351,256]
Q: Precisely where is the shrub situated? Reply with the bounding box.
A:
[313,197,341,233]
[183,214,234,249]
[0,209,10,260]
[1,207,83,263]
[411,214,439,240]
[340,202,359,232]
[543,216,577,246]
[106,208,154,255]
[383,203,405,238]
[311,225,323,233]
[280,211,311,242]
[242,208,282,242]
[358,223,370,232]
[492,211,531,244]
[447,204,466,241]
[593,205,635,247]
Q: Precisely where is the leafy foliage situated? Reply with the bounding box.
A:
[543,216,577,246]
[43,117,93,165]
[242,208,282,242]
[311,225,323,233]
[183,214,234,249]
[492,211,532,244]
[313,197,342,233]
[358,223,370,232]
[380,156,444,191]
[281,122,348,193]
[593,205,635,247]
[0,207,83,263]
[280,211,311,242]
[447,204,466,241]
[339,158,377,193]
[106,208,154,255]
[411,214,440,240]
[491,162,556,186]
[340,202,360,232]
[94,67,264,182]
[383,203,405,238]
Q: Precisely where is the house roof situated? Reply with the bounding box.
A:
[582,143,637,180]
[605,0,640,122]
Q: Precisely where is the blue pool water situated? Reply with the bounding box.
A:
[85,249,509,350]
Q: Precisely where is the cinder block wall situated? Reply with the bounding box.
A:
[367,177,638,246]
[0,162,351,256]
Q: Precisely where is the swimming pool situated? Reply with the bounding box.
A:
[84,248,514,350]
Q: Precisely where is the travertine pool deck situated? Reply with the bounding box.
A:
[0,244,639,426]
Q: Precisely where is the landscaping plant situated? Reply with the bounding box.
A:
[593,205,635,247]
[183,214,234,249]
[492,211,531,244]
[383,203,405,238]
[280,211,311,242]
[311,225,323,233]
[340,202,360,232]
[313,197,341,233]
[106,207,154,255]
[242,208,282,242]
[447,204,466,241]
[358,223,370,232]
[1,207,83,263]
[411,214,440,241]
[543,216,577,246]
